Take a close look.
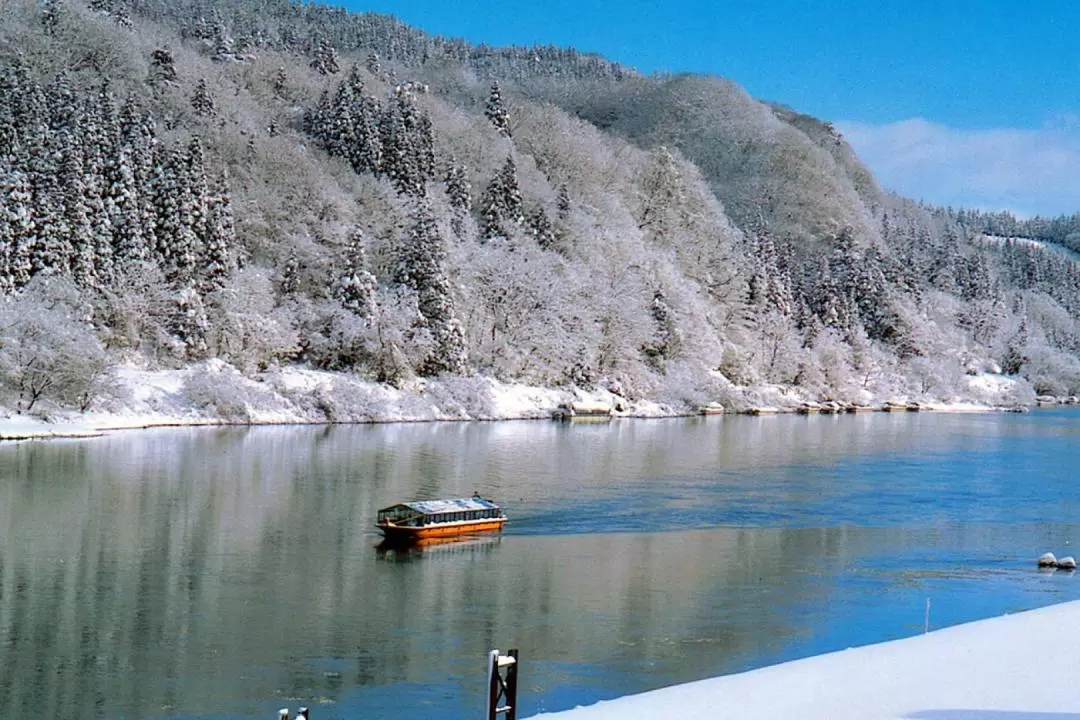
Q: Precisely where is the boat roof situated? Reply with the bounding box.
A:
[381,497,501,515]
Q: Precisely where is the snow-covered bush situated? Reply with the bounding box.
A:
[1022,345,1080,396]
[422,375,497,419]
[180,361,276,421]
[207,267,300,373]
[0,277,111,413]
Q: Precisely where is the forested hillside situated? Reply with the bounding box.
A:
[1,0,1078,421]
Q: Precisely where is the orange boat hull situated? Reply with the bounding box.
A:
[378,518,506,543]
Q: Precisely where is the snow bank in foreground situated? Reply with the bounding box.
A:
[531,600,1080,720]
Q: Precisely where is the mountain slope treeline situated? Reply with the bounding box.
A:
[1,0,1078,419]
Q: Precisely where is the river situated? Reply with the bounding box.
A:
[1,409,1078,719]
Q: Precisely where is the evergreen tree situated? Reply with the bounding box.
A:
[149,48,179,87]
[87,0,125,22]
[484,80,511,137]
[480,154,523,240]
[310,38,340,75]
[336,229,378,317]
[210,16,237,61]
[380,87,434,196]
[171,286,209,358]
[153,143,199,284]
[191,79,217,117]
[642,288,679,371]
[197,169,235,293]
[191,14,216,42]
[119,96,158,261]
[0,170,35,292]
[340,67,383,173]
[365,51,381,76]
[305,69,384,176]
[397,201,467,375]
[279,250,300,295]
[272,66,288,99]
[88,0,111,11]
[445,159,472,214]
[850,246,896,342]
[526,206,557,250]
[637,145,684,239]
[53,139,91,285]
[1001,319,1028,375]
[60,90,115,288]
[8,65,47,151]
[108,149,146,267]
[28,166,67,277]
[444,158,471,236]
[90,84,126,283]
[747,224,793,318]
[814,257,855,335]
[46,70,80,141]
[556,183,571,221]
[41,0,62,35]
[111,0,132,28]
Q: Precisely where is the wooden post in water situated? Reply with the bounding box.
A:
[486,648,519,720]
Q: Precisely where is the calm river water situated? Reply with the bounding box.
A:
[1,409,1079,719]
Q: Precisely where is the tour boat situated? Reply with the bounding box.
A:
[376,496,507,543]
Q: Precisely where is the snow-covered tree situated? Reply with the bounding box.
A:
[310,38,340,75]
[271,66,289,99]
[397,200,467,375]
[191,78,217,117]
[444,158,471,236]
[197,169,235,294]
[41,0,62,35]
[336,228,378,318]
[0,170,36,292]
[556,183,571,221]
[365,51,381,76]
[149,47,179,87]
[170,286,209,359]
[480,154,524,240]
[485,80,511,137]
[641,288,680,371]
[0,277,109,413]
[380,86,434,196]
[637,145,684,241]
[526,206,557,250]
[152,140,206,285]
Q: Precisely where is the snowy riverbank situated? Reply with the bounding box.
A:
[531,599,1080,720]
[0,359,1038,440]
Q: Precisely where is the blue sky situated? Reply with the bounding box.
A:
[343,0,1080,216]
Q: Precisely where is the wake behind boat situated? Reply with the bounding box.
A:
[376,496,507,544]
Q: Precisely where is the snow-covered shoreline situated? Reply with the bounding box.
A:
[531,599,1080,720]
[0,360,1047,441]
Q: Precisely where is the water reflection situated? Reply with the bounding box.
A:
[0,411,1077,719]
